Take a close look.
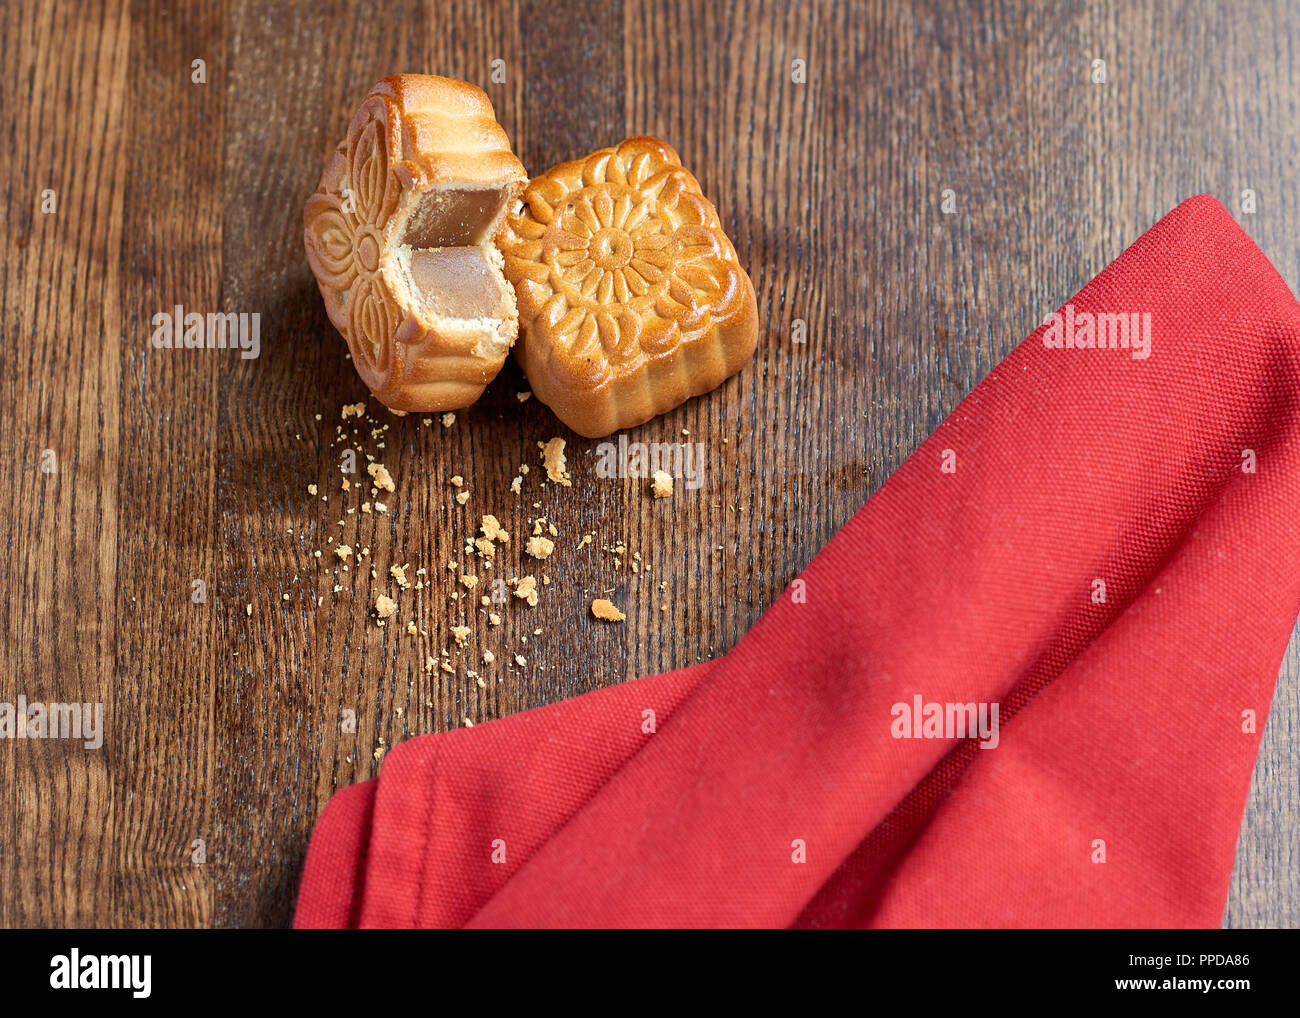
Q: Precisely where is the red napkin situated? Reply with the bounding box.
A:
[295,195,1300,928]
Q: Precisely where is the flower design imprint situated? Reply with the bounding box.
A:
[500,139,750,381]
[304,102,403,378]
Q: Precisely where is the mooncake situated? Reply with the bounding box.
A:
[304,74,527,411]
[497,137,758,437]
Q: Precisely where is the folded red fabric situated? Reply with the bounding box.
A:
[295,195,1300,928]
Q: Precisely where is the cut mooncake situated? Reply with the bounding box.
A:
[497,137,758,437]
[304,74,527,411]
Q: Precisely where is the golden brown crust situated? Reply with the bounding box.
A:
[304,74,527,411]
[497,137,758,437]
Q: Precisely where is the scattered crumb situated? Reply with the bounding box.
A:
[375,594,397,620]
[540,437,572,486]
[480,515,509,544]
[367,462,395,492]
[513,575,539,607]
[591,598,626,622]
[525,535,555,560]
[342,402,366,419]
[459,574,478,589]
[390,564,408,587]
[335,544,353,561]
[452,625,471,648]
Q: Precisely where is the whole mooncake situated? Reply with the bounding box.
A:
[304,74,528,411]
[497,137,759,437]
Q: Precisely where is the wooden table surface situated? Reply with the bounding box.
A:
[2,0,1296,928]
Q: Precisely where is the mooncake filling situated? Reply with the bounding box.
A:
[408,247,510,320]
[402,187,508,248]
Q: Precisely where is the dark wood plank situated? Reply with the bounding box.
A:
[0,0,130,927]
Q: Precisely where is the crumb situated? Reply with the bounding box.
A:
[390,564,408,587]
[459,574,478,589]
[307,483,318,496]
[651,470,674,499]
[474,536,496,558]
[335,544,353,561]
[406,621,417,635]
[480,515,509,544]
[375,594,397,620]
[245,603,252,616]
[540,437,572,486]
[452,625,471,647]
[591,598,626,622]
[367,462,394,492]
[451,475,463,488]
[514,653,526,666]
[374,501,388,513]
[342,402,366,419]
[510,475,522,495]
[482,650,495,664]
[525,535,555,560]
[388,407,406,417]
[455,490,470,505]
[517,391,532,402]
[488,612,501,626]
[441,412,455,428]
[513,575,539,607]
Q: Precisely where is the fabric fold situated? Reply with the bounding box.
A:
[295,195,1300,928]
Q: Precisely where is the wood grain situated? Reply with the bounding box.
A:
[1,0,1295,927]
